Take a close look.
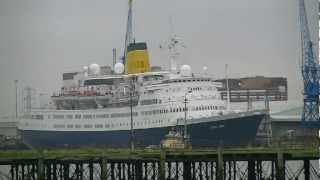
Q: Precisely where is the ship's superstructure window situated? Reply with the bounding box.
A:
[111,112,138,118]
[67,124,73,128]
[75,114,81,119]
[162,78,212,85]
[140,99,158,105]
[54,124,65,128]
[191,105,223,111]
[66,115,73,119]
[96,114,109,118]
[31,114,44,120]
[83,114,92,119]
[84,124,92,128]
[84,78,123,86]
[141,109,165,116]
[53,115,64,119]
[95,124,103,128]
[191,87,202,91]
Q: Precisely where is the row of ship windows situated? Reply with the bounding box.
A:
[141,105,224,115]
[169,79,211,83]
[140,99,162,105]
[166,86,215,93]
[53,119,168,129]
[32,105,224,120]
[32,112,138,120]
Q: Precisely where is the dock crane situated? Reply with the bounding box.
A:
[299,0,320,127]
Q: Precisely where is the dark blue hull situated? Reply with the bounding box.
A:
[19,113,265,148]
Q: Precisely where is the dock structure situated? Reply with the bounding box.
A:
[0,147,318,180]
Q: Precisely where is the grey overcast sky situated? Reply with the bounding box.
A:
[0,0,318,116]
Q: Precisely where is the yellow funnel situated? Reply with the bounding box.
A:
[126,42,150,74]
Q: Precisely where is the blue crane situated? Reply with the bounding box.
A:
[299,0,320,127]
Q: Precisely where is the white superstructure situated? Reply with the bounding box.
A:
[18,70,228,132]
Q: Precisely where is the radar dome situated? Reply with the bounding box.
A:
[202,66,208,75]
[202,66,208,71]
[83,66,89,77]
[180,64,192,77]
[114,62,124,74]
[89,63,101,75]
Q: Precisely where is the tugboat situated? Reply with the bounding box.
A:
[161,129,191,149]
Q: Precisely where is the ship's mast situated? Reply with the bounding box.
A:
[168,35,186,73]
[123,0,134,67]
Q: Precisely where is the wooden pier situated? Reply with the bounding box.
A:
[0,147,318,179]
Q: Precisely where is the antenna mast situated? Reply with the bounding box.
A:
[123,0,134,67]
[112,48,117,68]
[168,35,186,73]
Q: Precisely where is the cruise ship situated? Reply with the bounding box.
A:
[17,42,266,148]
[17,1,266,149]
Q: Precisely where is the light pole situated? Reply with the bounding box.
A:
[225,64,230,112]
[129,77,135,151]
[14,80,18,119]
[184,90,192,145]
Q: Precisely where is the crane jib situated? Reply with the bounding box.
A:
[299,0,320,127]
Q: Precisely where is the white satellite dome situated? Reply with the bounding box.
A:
[89,63,101,75]
[114,62,124,74]
[180,64,192,77]
[202,66,208,71]
[83,66,89,77]
[202,66,208,75]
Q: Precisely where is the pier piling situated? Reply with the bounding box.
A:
[0,147,318,179]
